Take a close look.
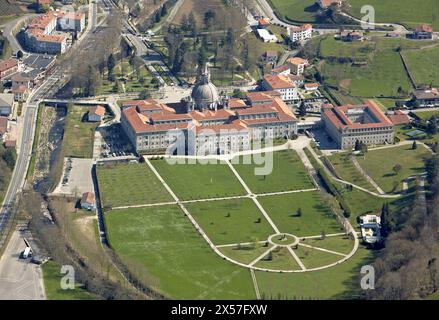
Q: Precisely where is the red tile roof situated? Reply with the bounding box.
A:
[387,110,410,125]
[415,24,433,33]
[263,74,295,90]
[90,105,105,117]
[0,59,18,73]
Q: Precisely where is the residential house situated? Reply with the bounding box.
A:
[256,29,277,43]
[413,88,439,107]
[258,17,270,29]
[412,24,433,39]
[287,57,309,75]
[88,105,106,122]
[270,64,291,76]
[288,24,312,43]
[340,30,364,42]
[263,50,278,64]
[317,0,343,9]
[0,59,19,81]
[304,83,320,91]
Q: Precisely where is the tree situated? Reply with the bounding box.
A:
[298,100,306,117]
[412,140,417,150]
[139,89,151,100]
[296,208,302,217]
[107,54,116,81]
[354,139,361,151]
[380,203,394,238]
[16,50,23,59]
[393,164,402,176]
[427,117,438,135]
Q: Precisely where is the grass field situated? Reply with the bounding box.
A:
[151,159,246,200]
[414,110,439,120]
[317,37,438,99]
[219,243,273,265]
[42,261,94,300]
[255,247,300,271]
[256,246,374,299]
[327,152,376,192]
[232,150,314,194]
[269,0,319,22]
[403,45,439,87]
[62,106,99,158]
[97,163,173,208]
[301,235,354,255]
[258,192,343,237]
[105,205,256,299]
[294,245,343,269]
[185,198,275,245]
[356,144,431,193]
[349,0,439,30]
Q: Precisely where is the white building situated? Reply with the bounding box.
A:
[322,101,395,150]
[256,29,278,43]
[288,24,312,42]
[262,74,299,102]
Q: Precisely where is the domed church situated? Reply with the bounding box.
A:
[188,64,221,111]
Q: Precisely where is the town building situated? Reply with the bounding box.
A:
[121,92,298,155]
[386,110,410,126]
[413,88,439,107]
[80,192,96,211]
[286,57,309,76]
[322,101,394,149]
[304,83,320,91]
[262,74,299,102]
[0,93,14,116]
[0,59,19,81]
[317,0,343,9]
[24,10,86,54]
[412,24,433,39]
[11,74,32,102]
[270,64,291,76]
[288,24,312,43]
[256,29,278,43]
[88,105,106,122]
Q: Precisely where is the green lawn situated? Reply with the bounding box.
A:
[327,152,376,192]
[62,106,99,158]
[105,205,256,299]
[232,150,314,194]
[301,235,354,255]
[97,163,173,208]
[151,159,246,200]
[42,261,94,300]
[258,191,343,237]
[219,243,273,265]
[403,45,439,87]
[318,37,437,99]
[270,0,324,23]
[185,198,275,245]
[356,144,431,193]
[349,0,439,30]
[294,245,343,269]
[256,246,374,299]
[413,110,439,120]
[255,247,300,271]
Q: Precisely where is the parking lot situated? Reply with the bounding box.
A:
[96,124,136,159]
[309,128,339,153]
[53,158,94,196]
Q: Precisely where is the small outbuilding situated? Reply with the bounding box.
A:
[88,105,105,122]
[80,192,96,211]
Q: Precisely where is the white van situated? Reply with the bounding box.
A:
[22,247,32,259]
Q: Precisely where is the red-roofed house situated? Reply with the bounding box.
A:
[386,110,410,125]
[288,24,312,42]
[262,74,299,101]
[322,101,394,149]
[0,59,18,80]
[88,105,106,122]
[317,0,343,9]
[413,24,433,39]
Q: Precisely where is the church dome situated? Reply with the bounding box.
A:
[191,65,220,110]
